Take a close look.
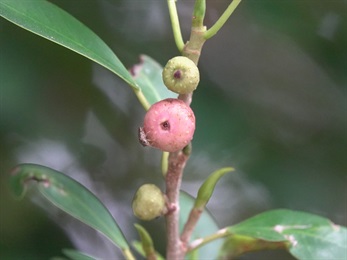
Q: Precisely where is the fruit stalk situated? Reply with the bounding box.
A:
[179,25,206,106]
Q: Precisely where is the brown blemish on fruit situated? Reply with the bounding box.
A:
[138,127,151,147]
[161,120,170,131]
[173,70,182,79]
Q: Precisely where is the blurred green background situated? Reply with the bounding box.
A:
[1,0,346,259]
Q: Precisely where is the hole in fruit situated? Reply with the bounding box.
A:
[160,121,170,131]
[173,70,182,79]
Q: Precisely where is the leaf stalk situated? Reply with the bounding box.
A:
[204,0,243,40]
[167,0,185,52]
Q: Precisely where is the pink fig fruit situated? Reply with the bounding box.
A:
[140,98,195,152]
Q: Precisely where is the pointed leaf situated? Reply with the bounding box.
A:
[225,209,347,260]
[132,241,165,260]
[179,191,223,259]
[0,0,137,88]
[62,249,97,260]
[130,55,177,108]
[195,167,234,209]
[10,164,130,252]
[133,224,156,259]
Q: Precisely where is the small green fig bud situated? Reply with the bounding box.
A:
[132,184,166,221]
[162,56,200,94]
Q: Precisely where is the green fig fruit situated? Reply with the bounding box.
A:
[162,56,200,94]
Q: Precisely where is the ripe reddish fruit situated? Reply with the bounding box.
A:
[140,98,195,152]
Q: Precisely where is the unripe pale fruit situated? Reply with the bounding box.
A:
[140,98,195,152]
[132,184,166,221]
[162,56,200,94]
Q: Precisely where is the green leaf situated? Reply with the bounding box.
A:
[130,55,177,108]
[179,191,222,260]
[132,241,165,260]
[218,234,289,258]
[225,209,347,260]
[62,249,97,260]
[133,224,156,259]
[195,167,234,209]
[0,0,137,89]
[10,164,130,253]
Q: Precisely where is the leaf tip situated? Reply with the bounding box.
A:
[331,223,341,232]
[129,55,145,78]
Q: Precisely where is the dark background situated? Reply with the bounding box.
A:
[1,0,346,259]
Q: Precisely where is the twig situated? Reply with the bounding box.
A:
[165,150,190,259]
[180,207,203,249]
